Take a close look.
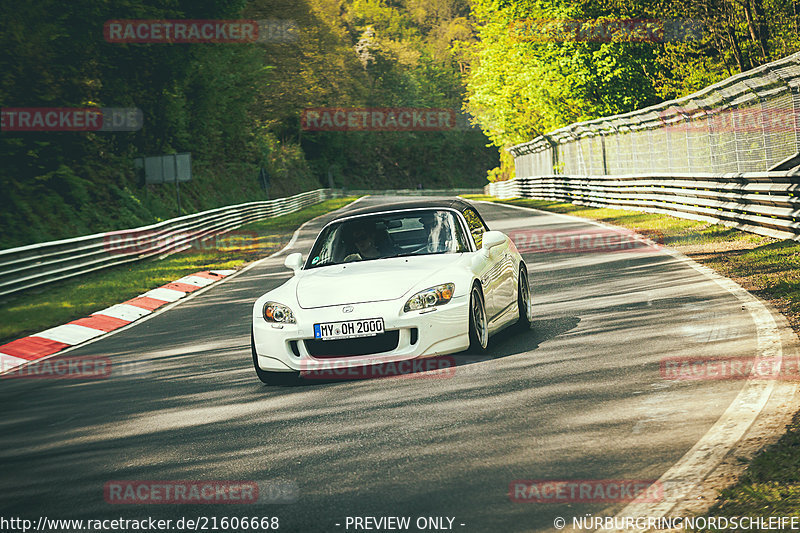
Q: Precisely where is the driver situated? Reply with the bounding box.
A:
[352,223,381,259]
[343,221,384,262]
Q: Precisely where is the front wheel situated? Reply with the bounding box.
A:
[468,285,489,353]
[251,328,298,385]
[517,267,531,330]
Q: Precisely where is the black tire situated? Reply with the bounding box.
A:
[517,267,531,330]
[468,284,489,353]
[251,328,299,385]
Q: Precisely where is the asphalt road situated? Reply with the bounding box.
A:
[0,197,776,532]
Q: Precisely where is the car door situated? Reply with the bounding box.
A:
[463,207,502,321]
[495,236,516,322]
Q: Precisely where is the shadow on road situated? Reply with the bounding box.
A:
[271,315,582,387]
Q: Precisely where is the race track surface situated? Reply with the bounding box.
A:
[0,197,781,532]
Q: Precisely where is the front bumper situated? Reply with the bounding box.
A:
[252,295,470,372]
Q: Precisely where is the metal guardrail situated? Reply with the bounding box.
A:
[493,52,800,241]
[508,52,800,177]
[0,189,335,298]
[485,173,800,240]
[344,188,484,196]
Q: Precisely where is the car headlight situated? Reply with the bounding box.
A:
[404,283,455,312]
[263,302,296,323]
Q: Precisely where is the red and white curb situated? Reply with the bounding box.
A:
[0,270,235,375]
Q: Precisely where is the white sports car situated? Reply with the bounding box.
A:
[251,199,530,384]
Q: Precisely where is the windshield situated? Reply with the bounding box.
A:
[306,209,467,268]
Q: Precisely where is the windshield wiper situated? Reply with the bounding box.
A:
[386,252,425,259]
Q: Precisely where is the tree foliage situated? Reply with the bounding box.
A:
[464,0,800,180]
[0,0,497,247]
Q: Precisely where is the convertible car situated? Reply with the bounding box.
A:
[251,198,530,384]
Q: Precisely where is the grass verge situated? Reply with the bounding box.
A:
[0,197,359,345]
[464,194,800,525]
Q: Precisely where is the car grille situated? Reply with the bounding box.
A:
[304,330,400,358]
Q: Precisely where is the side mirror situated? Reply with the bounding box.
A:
[481,231,507,254]
[284,253,303,274]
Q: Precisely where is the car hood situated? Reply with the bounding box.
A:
[296,255,462,309]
